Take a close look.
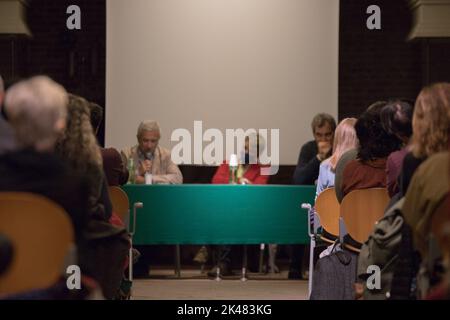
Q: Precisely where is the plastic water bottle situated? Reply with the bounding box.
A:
[127,158,135,184]
[145,171,153,185]
[229,154,238,184]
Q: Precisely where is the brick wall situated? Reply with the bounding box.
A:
[0,0,106,144]
[339,0,423,119]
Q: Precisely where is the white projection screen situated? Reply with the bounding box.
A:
[106,0,339,165]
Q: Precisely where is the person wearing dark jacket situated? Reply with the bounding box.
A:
[88,102,129,186]
[292,113,336,185]
[0,149,89,240]
[0,76,89,250]
[290,113,336,279]
[55,94,129,299]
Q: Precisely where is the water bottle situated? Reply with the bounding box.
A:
[229,154,238,184]
[127,158,135,184]
[145,171,153,185]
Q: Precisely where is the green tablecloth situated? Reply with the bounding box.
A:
[121,184,315,245]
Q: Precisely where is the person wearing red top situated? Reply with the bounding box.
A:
[205,134,270,278]
[341,103,400,251]
[211,162,269,185]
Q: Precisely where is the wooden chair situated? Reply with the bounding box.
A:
[302,187,340,297]
[0,192,74,297]
[108,186,143,286]
[315,188,340,244]
[108,186,130,223]
[340,188,389,253]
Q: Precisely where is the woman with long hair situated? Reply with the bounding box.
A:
[399,83,450,197]
[55,94,111,221]
[316,117,358,198]
[55,94,127,300]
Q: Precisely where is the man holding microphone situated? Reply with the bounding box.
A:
[121,120,183,185]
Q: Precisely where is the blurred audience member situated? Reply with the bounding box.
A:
[399,83,450,197]
[55,94,128,299]
[0,75,17,154]
[380,99,414,198]
[341,104,401,198]
[316,118,358,198]
[88,102,128,186]
[0,76,88,239]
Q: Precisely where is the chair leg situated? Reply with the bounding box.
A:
[268,244,279,273]
[175,245,181,278]
[129,239,133,282]
[308,237,315,298]
[259,244,265,273]
[241,245,248,281]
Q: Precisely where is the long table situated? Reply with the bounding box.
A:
[121,184,316,276]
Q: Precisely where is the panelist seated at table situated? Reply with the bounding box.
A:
[206,134,270,278]
[121,120,183,185]
[211,135,269,185]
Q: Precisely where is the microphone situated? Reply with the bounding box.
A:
[144,152,154,161]
[143,152,154,184]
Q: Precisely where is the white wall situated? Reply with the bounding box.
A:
[106,0,339,165]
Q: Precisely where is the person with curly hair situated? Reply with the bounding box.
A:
[55,94,129,299]
[55,94,112,221]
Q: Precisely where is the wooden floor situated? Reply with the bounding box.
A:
[131,268,309,300]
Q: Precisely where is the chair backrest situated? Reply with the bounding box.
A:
[0,192,74,297]
[315,188,340,237]
[431,194,450,265]
[340,188,389,244]
[108,186,130,222]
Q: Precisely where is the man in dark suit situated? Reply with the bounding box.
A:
[290,113,336,279]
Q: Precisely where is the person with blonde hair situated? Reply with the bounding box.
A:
[315,118,358,198]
